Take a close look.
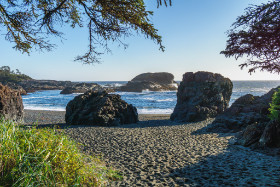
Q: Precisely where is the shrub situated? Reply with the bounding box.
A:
[269,88,280,121]
[0,119,122,186]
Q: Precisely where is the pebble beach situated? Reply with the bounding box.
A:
[24,110,280,186]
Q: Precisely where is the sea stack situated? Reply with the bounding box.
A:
[171,71,233,122]
[118,72,178,92]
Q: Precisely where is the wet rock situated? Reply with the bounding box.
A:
[0,84,24,122]
[170,71,232,122]
[65,91,138,126]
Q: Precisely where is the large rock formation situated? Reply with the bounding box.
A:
[131,72,175,84]
[170,71,233,122]
[207,87,279,133]
[205,86,280,148]
[65,91,138,126]
[0,84,24,122]
[60,83,110,94]
[118,72,178,92]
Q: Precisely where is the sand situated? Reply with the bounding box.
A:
[24,110,280,186]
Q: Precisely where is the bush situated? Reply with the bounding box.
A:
[0,119,122,186]
[269,88,280,121]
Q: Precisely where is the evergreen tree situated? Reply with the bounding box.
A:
[0,0,171,64]
[221,1,280,74]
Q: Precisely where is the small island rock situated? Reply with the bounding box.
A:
[118,72,178,92]
[60,83,109,94]
[131,72,175,84]
[65,91,138,126]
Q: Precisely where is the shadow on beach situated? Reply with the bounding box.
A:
[163,146,280,186]
[23,119,188,129]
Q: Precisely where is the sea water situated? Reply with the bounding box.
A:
[22,81,280,114]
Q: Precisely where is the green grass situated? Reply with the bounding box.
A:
[0,119,122,186]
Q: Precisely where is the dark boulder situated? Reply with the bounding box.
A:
[236,120,280,148]
[170,71,233,122]
[65,91,138,126]
[236,122,266,147]
[60,83,110,94]
[207,86,280,133]
[0,84,24,122]
[118,72,178,92]
[259,120,280,147]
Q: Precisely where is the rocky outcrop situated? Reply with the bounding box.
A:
[236,120,280,148]
[60,83,110,94]
[204,86,280,148]
[259,120,280,147]
[65,91,138,126]
[118,72,178,92]
[2,82,27,95]
[0,84,24,122]
[131,72,176,84]
[118,81,177,92]
[236,122,266,147]
[19,80,74,93]
[170,71,233,122]
[207,87,279,133]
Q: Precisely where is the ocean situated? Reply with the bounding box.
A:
[22,81,280,114]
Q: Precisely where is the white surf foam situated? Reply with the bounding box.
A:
[137,108,174,114]
[24,105,66,111]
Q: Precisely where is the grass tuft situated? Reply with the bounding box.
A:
[0,118,122,186]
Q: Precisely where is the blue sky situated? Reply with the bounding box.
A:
[1,0,279,81]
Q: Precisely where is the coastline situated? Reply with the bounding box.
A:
[24,109,171,125]
[23,109,280,186]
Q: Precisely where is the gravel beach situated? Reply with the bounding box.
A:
[24,110,280,186]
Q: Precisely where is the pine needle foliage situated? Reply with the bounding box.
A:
[0,119,122,186]
[269,88,280,121]
[221,0,280,74]
[0,0,171,64]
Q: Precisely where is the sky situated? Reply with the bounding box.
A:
[1,0,279,81]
